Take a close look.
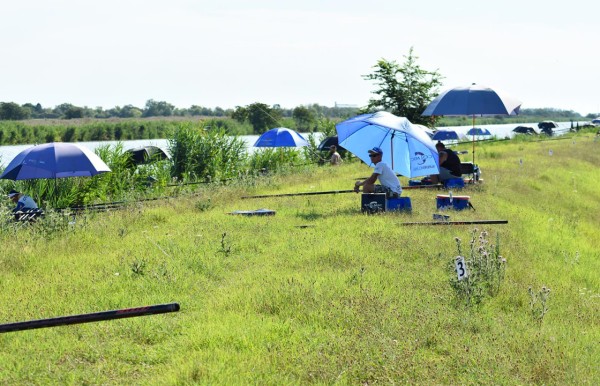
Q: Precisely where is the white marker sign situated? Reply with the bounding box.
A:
[455,256,468,280]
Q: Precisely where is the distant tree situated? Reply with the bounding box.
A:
[120,104,143,118]
[143,99,174,117]
[64,106,84,119]
[363,47,443,126]
[0,102,30,120]
[231,103,281,133]
[292,106,315,131]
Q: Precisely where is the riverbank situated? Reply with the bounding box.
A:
[0,133,598,384]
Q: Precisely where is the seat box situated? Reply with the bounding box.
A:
[436,194,471,210]
[386,197,412,211]
[444,178,465,188]
[361,193,386,214]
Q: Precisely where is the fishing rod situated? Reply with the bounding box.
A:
[0,303,180,333]
[400,220,508,226]
[241,184,442,199]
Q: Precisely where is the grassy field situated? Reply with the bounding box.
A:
[0,134,598,385]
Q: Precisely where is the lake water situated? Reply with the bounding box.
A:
[0,121,579,167]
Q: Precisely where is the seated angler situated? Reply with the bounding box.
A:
[430,141,462,184]
[354,147,402,198]
[7,190,38,213]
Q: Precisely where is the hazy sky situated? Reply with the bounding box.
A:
[2,0,598,115]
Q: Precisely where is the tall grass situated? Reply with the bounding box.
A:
[0,132,598,384]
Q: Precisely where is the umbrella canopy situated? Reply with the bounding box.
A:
[253,127,309,147]
[125,145,170,166]
[412,124,435,139]
[335,111,439,178]
[513,126,537,135]
[538,121,559,130]
[422,83,521,165]
[0,142,111,180]
[432,130,461,141]
[466,127,491,136]
[422,83,522,117]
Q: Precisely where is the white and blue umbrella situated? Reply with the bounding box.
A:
[253,127,309,147]
[335,111,439,178]
[466,128,491,136]
[0,142,111,180]
[432,130,461,141]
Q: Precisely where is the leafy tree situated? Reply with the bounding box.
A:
[292,106,315,131]
[0,102,30,120]
[143,99,174,117]
[231,103,281,133]
[363,47,443,126]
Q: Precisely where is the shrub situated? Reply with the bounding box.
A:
[449,229,507,306]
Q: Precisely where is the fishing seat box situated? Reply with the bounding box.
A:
[361,193,386,214]
[361,194,411,213]
[443,178,465,188]
[436,194,470,210]
[386,197,412,212]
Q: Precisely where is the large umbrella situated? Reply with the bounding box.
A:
[335,111,439,178]
[253,127,309,147]
[125,145,170,166]
[432,130,461,141]
[466,128,491,137]
[0,142,111,180]
[422,83,521,165]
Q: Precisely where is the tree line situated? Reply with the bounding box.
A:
[1,47,594,137]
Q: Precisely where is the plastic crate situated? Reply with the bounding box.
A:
[436,194,470,210]
[386,197,412,211]
[444,178,465,188]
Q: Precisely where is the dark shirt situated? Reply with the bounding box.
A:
[441,149,462,176]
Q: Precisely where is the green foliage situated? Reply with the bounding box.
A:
[449,230,506,306]
[363,47,443,125]
[247,147,304,172]
[168,123,248,182]
[232,103,282,133]
[528,285,551,323]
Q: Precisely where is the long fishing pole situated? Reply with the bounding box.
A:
[0,303,180,333]
[400,220,508,226]
[241,184,442,199]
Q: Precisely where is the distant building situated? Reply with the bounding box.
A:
[334,102,359,108]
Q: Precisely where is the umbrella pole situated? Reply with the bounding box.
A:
[390,132,394,170]
[472,115,476,165]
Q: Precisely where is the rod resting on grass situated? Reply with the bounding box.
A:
[242,184,442,199]
[0,303,180,333]
[400,220,508,226]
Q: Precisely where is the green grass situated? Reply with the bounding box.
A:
[0,134,598,384]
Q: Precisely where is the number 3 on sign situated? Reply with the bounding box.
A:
[455,256,468,280]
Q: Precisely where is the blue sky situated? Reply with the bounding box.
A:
[1,0,598,115]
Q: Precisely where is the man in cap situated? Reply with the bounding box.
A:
[7,190,38,213]
[353,147,402,198]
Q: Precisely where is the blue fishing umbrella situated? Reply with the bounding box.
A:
[0,142,111,180]
[432,130,461,141]
[335,111,439,178]
[422,83,521,164]
[253,127,309,147]
[466,128,491,136]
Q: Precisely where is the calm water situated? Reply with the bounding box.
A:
[0,122,578,167]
